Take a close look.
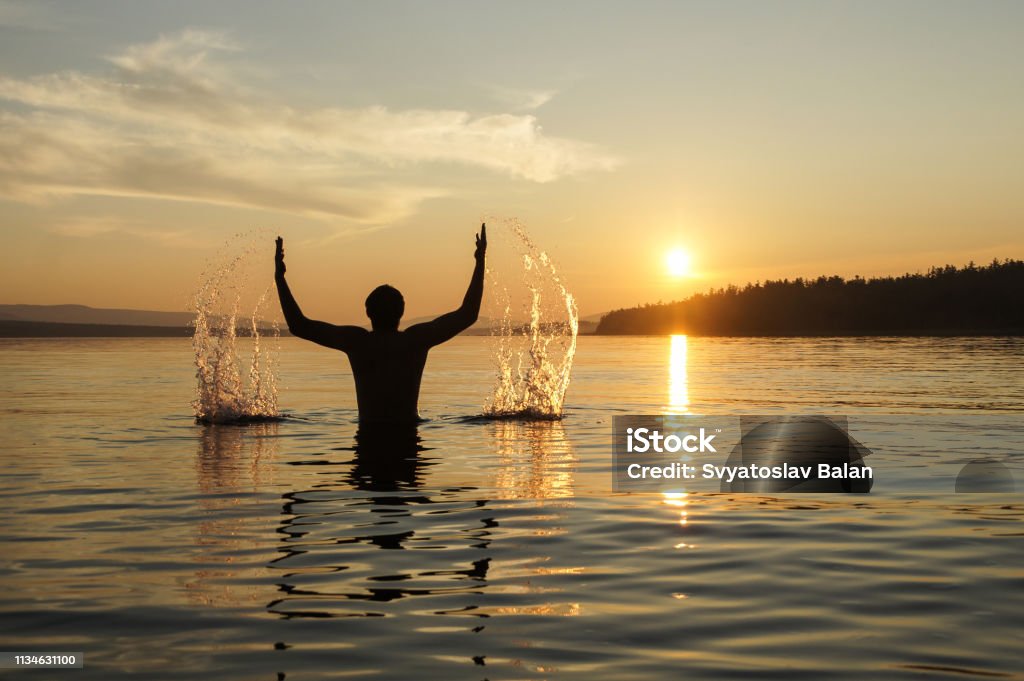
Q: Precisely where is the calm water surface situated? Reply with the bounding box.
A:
[1,336,1023,680]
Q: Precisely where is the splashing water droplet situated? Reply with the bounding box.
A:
[483,219,578,420]
[192,232,281,424]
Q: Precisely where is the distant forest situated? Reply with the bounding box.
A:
[596,259,1024,336]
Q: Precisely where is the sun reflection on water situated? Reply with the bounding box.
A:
[662,491,691,527]
[668,334,690,413]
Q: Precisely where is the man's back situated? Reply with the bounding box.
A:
[344,328,430,423]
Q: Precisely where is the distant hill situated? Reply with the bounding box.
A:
[0,320,194,338]
[0,303,278,337]
[0,307,513,337]
[596,259,1024,336]
[404,314,500,335]
[578,312,605,335]
[0,304,194,327]
[407,314,597,335]
[0,304,603,337]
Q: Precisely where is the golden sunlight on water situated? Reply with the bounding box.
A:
[4,337,1024,680]
[187,424,280,609]
[490,420,576,500]
[662,491,690,527]
[668,334,690,413]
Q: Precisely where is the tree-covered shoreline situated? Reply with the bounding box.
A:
[596,259,1024,336]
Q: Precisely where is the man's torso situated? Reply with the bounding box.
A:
[345,330,429,423]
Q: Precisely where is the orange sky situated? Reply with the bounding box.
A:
[2,2,1021,321]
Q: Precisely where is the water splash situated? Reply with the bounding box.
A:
[192,233,281,424]
[483,219,578,419]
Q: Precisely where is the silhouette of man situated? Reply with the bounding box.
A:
[275,224,486,424]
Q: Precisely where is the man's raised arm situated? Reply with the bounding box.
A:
[275,236,364,352]
[407,224,487,347]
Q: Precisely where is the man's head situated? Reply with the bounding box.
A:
[365,284,404,331]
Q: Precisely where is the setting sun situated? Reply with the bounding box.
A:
[666,249,692,277]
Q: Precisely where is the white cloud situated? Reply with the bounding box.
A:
[49,217,196,247]
[0,30,616,227]
[488,85,557,111]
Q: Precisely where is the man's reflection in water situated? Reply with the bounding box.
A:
[344,424,430,492]
[269,425,493,620]
[267,424,590,677]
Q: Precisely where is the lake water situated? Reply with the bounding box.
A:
[1,335,1023,680]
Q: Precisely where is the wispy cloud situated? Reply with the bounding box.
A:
[48,217,202,248]
[488,85,557,111]
[0,30,616,228]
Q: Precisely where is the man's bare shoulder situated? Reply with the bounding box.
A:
[326,324,370,352]
[398,322,442,348]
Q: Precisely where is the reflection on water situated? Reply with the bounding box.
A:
[268,426,497,621]
[263,420,587,667]
[668,334,690,414]
[345,426,431,491]
[4,336,1024,680]
[195,422,278,491]
[661,491,691,531]
[188,423,279,608]
[490,420,576,499]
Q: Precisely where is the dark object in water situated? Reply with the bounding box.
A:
[955,459,1016,493]
[721,415,873,493]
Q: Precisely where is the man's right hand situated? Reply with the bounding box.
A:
[474,223,487,263]
[275,236,286,278]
